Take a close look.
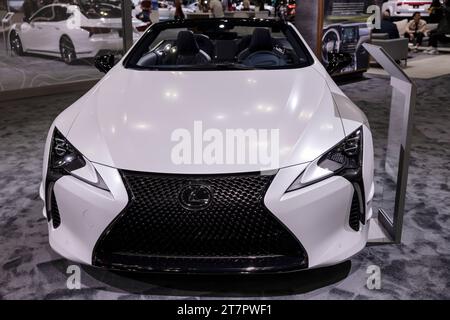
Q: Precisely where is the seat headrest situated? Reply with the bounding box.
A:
[248,28,273,53]
[177,31,199,55]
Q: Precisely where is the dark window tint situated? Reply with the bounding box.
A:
[52,6,71,22]
[31,7,54,22]
[80,3,122,19]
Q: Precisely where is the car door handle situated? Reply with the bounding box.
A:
[37,26,43,29]
[55,27,60,30]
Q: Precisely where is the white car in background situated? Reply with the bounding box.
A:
[185,0,199,12]
[235,1,275,15]
[382,0,433,17]
[9,3,141,64]
[131,0,196,21]
[5,0,24,11]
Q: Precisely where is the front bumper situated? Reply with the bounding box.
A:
[41,161,372,274]
[393,7,430,17]
[75,32,141,58]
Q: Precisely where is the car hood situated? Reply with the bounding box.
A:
[67,65,345,174]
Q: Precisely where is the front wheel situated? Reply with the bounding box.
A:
[60,36,77,64]
[10,31,24,56]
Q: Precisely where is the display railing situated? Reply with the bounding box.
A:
[364,43,416,245]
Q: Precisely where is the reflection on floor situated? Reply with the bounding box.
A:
[367,52,450,79]
[0,34,101,92]
[0,74,449,299]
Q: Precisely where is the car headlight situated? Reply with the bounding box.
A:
[46,128,108,191]
[50,128,86,173]
[287,127,363,192]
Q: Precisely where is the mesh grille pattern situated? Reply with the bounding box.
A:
[51,190,61,229]
[93,171,307,273]
[349,191,361,231]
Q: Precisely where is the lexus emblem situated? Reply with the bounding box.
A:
[179,184,212,210]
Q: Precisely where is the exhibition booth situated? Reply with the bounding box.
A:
[1,0,449,94]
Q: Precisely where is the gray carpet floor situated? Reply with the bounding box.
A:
[0,74,449,299]
[0,34,101,92]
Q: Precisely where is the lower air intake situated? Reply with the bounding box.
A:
[93,171,308,273]
[349,190,361,231]
[51,190,61,229]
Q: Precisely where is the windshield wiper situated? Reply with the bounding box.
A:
[212,63,256,70]
[189,63,256,70]
[128,63,257,71]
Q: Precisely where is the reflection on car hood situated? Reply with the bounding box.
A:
[67,65,345,174]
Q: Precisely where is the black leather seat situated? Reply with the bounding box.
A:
[194,34,215,58]
[238,28,273,60]
[237,35,252,53]
[176,31,211,65]
[237,28,286,67]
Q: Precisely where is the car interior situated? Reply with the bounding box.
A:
[134,27,308,69]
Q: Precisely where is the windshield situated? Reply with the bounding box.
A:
[77,0,122,19]
[125,19,313,71]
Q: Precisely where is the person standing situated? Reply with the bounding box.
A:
[135,0,152,23]
[210,0,224,17]
[428,0,444,24]
[174,0,185,20]
[258,1,265,12]
[425,0,450,55]
[243,0,251,11]
[372,11,400,39]
[222,0,229,12]
[405,12,427,52]
[22,0,38,21]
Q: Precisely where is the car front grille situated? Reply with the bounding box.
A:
[93,171,308,273]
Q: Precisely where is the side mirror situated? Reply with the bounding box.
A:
[94,54,115,73]
[23,17,30,23]
[326,51,353,75]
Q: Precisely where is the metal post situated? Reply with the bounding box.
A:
[363,43,416,245]
[2,22,7,53]
[295,0,324,57]
[2,12,14,55]
[121,0,133,53]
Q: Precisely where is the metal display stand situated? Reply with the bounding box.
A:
[364,43,416,245]
[121,0,133,52]
[2,12,14,55]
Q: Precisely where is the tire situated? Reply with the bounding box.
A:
[10,31,24,56]
[60,36,77,65]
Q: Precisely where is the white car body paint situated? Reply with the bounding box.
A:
[41,21,375,272]
[382,0,433,18]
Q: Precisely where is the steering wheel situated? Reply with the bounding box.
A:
[241,51,286,67]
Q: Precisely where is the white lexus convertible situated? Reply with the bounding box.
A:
[40,18,374,273]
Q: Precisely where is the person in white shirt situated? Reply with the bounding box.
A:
[243,0,251,11]
[405,12,428,51]
[210,0,225,18]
